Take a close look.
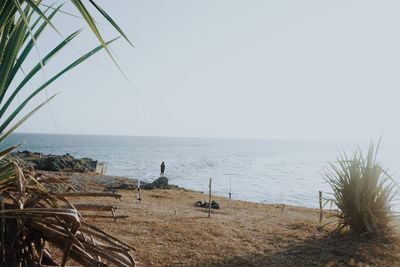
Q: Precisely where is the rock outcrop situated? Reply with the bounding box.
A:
[9,151,179,192]
[141,177,168,190]
[142,177,177,190]
[11,150,100,173]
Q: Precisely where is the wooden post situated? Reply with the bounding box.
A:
[208,178,212,218]
[229,177,232,200]
[137,178,141,203]
[319,191,323,224]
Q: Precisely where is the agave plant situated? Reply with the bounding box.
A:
[0,1,136,266]
[324,142,398,234]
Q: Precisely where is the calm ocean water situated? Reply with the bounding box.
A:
[3,133,400,208]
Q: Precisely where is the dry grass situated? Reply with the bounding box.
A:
[324,142,397,234]
[68,186,400,267]
[0,163,136,266]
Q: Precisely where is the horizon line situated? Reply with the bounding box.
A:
[12,131,366,143]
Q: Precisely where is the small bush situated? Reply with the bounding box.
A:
[324,142,398,234]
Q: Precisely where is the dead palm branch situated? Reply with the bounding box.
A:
[0,159,136,266]
[0,1,136,266]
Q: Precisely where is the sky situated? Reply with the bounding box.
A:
[12,1,400,141]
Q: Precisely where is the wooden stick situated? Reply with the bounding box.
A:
[90,235,102,262]
[229,177,232,200]
[319,191,323,224]
[42,248,60,266]
[137,179,141,203]
[66,204,116,212]
[208,178,212,218]
[56,192,122,199]
[81,215,129,219]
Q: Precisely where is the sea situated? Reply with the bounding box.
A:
[3,133,400,209]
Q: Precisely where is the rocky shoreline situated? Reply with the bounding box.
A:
[11,150,101,173]
[9,150,178,192]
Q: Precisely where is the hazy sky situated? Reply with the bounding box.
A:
[13,1,400,140]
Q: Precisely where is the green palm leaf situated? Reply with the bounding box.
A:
[0,36,118,135]
[0,2,135,265]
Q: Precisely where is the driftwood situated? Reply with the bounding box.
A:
[66,204,126,223]
[68,204,117,212]
[56,192,122,200]
[81,215,129,220]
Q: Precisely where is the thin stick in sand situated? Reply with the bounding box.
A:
[208,178,212,218]
[229,177,232,200]
[319,191,323,224]
[137,178,141,203]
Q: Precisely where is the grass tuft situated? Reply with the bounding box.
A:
[324,142,398,234]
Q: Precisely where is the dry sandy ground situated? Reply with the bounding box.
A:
[65,188,400,267]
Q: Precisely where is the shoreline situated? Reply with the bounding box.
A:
[8,151,400,266]
[61,171,306,208]
[45,171,399,267]
[5,139,346,208]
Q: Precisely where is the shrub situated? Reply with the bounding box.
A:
[324,142,398,234]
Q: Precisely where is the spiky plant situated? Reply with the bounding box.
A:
[0,1,136,266]
[324,143,398,234]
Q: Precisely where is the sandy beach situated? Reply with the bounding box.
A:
[45,172,400,267]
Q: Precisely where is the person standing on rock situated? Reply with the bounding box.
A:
[160,162,165,177]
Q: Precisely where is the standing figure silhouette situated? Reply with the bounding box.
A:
[160,162,165,177]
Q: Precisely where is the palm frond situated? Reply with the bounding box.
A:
[0,1,135,265]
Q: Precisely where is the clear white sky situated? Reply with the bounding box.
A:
[13,1,400,141]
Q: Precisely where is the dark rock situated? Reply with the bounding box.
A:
[211,200,220,209]
[10,151,99,173]
[34,156,67,172]
[142,177,170,190]
[152,177,169,187]
[194,200,220,209]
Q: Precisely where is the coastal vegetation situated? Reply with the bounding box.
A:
[325,142,398,234]
[41,173,400,267]
[0,0,134,265]
[1,1,399,266]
